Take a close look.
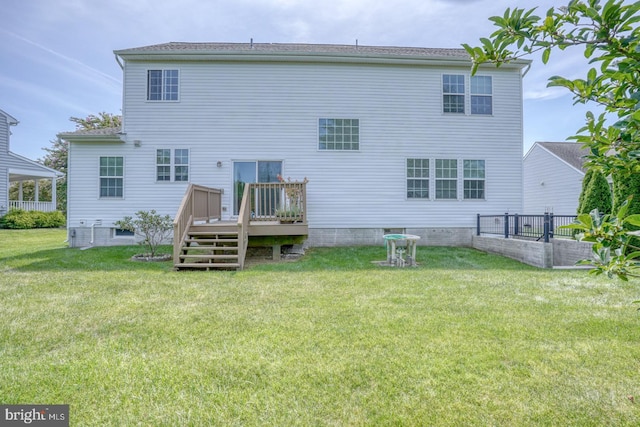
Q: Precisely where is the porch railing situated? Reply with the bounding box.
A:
[247,181,307,223]
[477,213,578,242]
[173,184,222,262]
[9,201,57,212]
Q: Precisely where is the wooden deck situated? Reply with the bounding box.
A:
[173,182,308,270]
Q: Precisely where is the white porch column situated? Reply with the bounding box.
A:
[18,181,23,202]
[34,180,39,202]
[51,178,57,211]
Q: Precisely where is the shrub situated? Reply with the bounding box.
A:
[0,209,66,229]
[114,210,173,258]
[577,169,612,215]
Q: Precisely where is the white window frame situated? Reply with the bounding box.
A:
[463,159,486,199]
[470,76,493,115]
[406,158,430,199]
[442,74,493,116]
[99,156,124,199]
[147,69,179,101]
[318,118,360,151]
[442,74,465,114]
[435,159,458,200]
[156,148,190,182]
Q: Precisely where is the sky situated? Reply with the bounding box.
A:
[2,0,600,160]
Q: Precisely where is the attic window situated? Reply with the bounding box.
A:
[147,70,179,101]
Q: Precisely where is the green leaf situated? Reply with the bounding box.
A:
[542,47,551,64]
[624,214,640,227]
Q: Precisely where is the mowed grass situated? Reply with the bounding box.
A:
[1,229,639,426]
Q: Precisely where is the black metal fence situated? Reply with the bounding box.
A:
[476,213,578,242]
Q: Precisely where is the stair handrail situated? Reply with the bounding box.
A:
[236,183,252,269]
[173,184,223,266]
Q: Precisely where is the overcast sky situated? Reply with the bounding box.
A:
[2,0,599,160]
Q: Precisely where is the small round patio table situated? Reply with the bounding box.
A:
[383,234,420,266]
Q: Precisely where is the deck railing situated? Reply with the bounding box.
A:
[237,183,252,270]
[248,180,307,223]
[173,184,222,262]
[9,201,57,212]
[477,213,578,242]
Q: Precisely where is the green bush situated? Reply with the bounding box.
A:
[0,209,66,229]
[577,169,612,215]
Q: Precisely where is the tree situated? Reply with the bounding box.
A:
[463,0,640,279]
[577,169,595,214]
[578,169,612,215]
[70,112,122,130]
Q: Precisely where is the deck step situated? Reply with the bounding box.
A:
[185,238,239,244]
[177,263,241,269]
[188,231,238,236]
[176,225,242,270]
[179,254,239,260]
[182,245,239,251]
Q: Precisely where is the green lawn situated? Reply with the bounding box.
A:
[1,229,639,426]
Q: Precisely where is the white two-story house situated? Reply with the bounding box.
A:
[1,109,63,216]
[60,42,529,268]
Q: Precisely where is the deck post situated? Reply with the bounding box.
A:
[272,245,281,261]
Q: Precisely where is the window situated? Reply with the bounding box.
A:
[407,159,429,199]
[435,159,457,199]
[99,157,123,198]
[156,149,189,182]
[464,160,485,199]
[319,118,359,150]
[147,69,179,101]
[114,229,134,237]
[471,76,492,115]
[443,74,465,114]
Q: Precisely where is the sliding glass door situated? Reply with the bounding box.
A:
[233,161,282,215]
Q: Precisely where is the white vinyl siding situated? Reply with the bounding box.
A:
[67,58,525,230]
[524,144,584,214]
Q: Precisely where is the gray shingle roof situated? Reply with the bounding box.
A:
[114,42,470,59]
[58,126,122,140]
[538,141,589,172]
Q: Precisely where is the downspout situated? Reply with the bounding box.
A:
[114,53,124,71]
[90,220,102,245]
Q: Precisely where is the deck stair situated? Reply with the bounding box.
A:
[173,182,307,271]
[176,224,241,270]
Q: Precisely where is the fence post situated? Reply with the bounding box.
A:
[514,214,519,237]
[550,213,555,239]
[477,214,480,236]
[504,213,509,239]
[543,212,550,243]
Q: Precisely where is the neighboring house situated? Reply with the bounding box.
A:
[0,109,64,216]
[523,141,589,214]
[60,42,529,263]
